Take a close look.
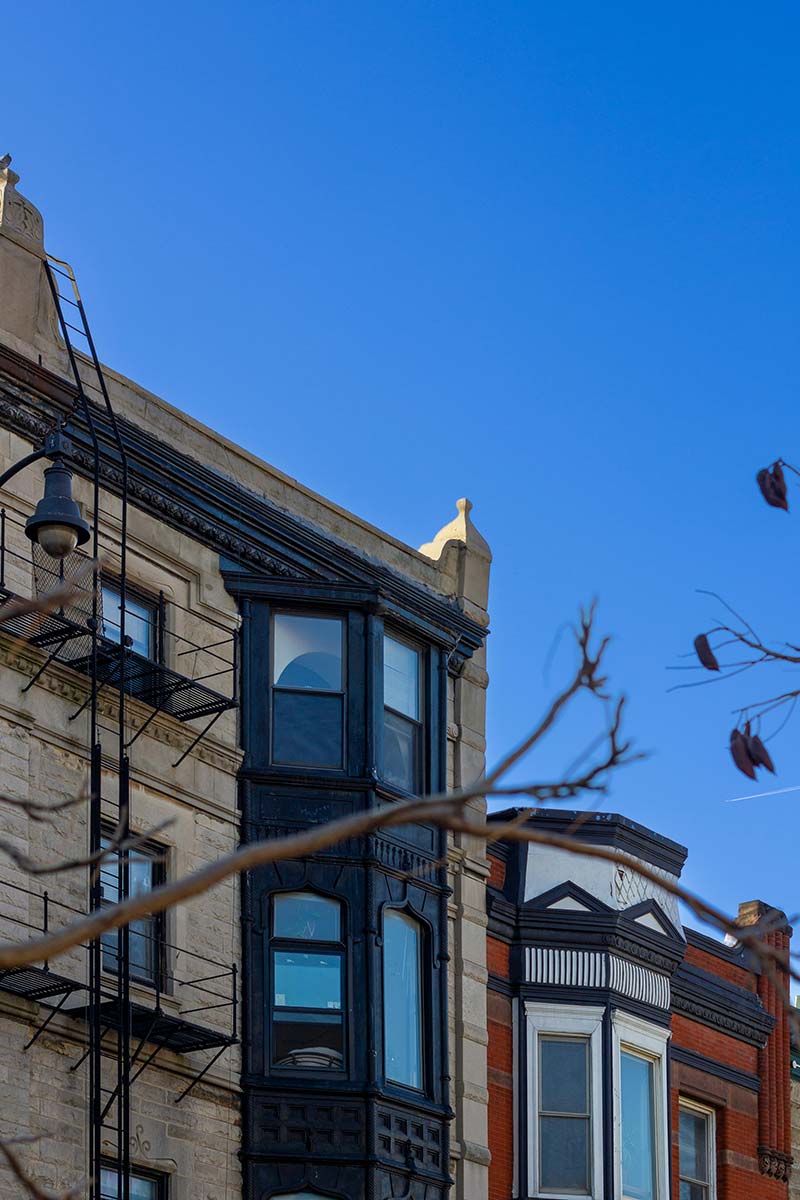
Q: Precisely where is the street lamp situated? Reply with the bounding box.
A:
[0,426,90,560]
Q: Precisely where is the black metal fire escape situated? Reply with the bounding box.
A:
[0,256,238,1200]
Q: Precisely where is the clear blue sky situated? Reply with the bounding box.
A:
[5,3,800,932]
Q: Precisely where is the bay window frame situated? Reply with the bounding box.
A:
[524,1002,605,1200]
[268,889,346,1073]
[612,1010,670,1200]
[269,610,347,771]
[381,628,425,796]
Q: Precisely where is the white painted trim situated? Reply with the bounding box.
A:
[612,1010,671,1200]
[524,1002,605,1200]
[526,947,607,988]
[512,997,520,1198]
[678,1098,717,1200]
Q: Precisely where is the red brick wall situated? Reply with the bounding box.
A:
[487,989,514,1200]
[487,852,506,890]
[487,934,510,977]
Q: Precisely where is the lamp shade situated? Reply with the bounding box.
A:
[25,462,91,559]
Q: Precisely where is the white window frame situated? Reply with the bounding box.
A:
[612,1010,670,1200]
[525,1002,605,1200]
[678,1098,716,1200]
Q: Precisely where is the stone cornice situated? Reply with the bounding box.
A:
[0,348,486,662]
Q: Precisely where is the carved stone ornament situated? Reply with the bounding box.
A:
[758,1147,792,1181]
[0,156,44,248]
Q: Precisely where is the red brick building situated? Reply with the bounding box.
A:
[486,809,792,1200]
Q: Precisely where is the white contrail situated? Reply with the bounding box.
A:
[726,783,800,804]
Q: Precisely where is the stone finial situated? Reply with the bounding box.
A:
[0,155,44,249]
[419,498,491,564]
[419,498,491,615]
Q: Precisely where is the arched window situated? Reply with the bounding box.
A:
[273,1194,332,1200]
[270,891,344,1070]
[383,909,423,1090]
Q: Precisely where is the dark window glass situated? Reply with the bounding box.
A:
[383,910,423,1089]
[270,892,344,1071]
[101,585,155,659]
[621,1051,657,1200]
[272,615,344,768]
[100,839,163,987]
[383,634,422,793]
[100,1166,164,1199]
[272,691,343,767]
[679,1106,712,1200]
[538,1036,591,1194]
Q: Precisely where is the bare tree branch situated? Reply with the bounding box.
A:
[0,1137,84,1200]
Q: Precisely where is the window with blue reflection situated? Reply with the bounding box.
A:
[101,585,155,659]
[272,614,344,767]
[383,634,422,793]
[383,909,423,1090]
[100,1167,163,1199]
[100,839,163,987]
[621,1051,657,1200]
[270,892,344,1070]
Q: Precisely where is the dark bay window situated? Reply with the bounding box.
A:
[101,583,157,660]
[100,1165,166,1199]
[383,633,422,793]
[272,614,344,768]
[538,1036,591,1194]
[271,891,344,1069]
[100,838,164,987]
[383,909,423,1090]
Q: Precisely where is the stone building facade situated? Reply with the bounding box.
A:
[486,809,793,1200]
[0,161,492,1200]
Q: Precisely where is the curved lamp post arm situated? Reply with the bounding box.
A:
[0,447,49,492]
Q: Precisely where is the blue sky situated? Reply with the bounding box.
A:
[4,3,800,933]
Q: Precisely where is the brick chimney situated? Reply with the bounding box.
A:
[738,899,793,1183]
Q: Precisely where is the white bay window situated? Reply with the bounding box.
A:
[612,1011,670,1200]
[525,1003,604,1199]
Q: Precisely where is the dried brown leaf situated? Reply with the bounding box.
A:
[693,633,720,671]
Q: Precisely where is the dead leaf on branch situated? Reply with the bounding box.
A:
[756,461,789,511]
[693,633,719,671]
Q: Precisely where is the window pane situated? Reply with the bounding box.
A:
[621,1052,656,1200]
[540,1037,589,1114]
[273,1010,343,1068]
[679,1185,707,1200]
[274,951,342,1010]
[540,1115,590,1192]
[273,691,343,767]
[679,1109,709,1182]
[100,1169,158,1199]
[274,892,340,941]
[100,842,159,984]
[383,911,422,1089]
[102,586,153,658]
[384,635,419,718]
[384,708,420,793]
[273,614,342,690]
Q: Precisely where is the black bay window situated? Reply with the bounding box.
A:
[383,908,424,1090]
[271,614,345,768]
[271,891,344,1070]
[383,633,422,794]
